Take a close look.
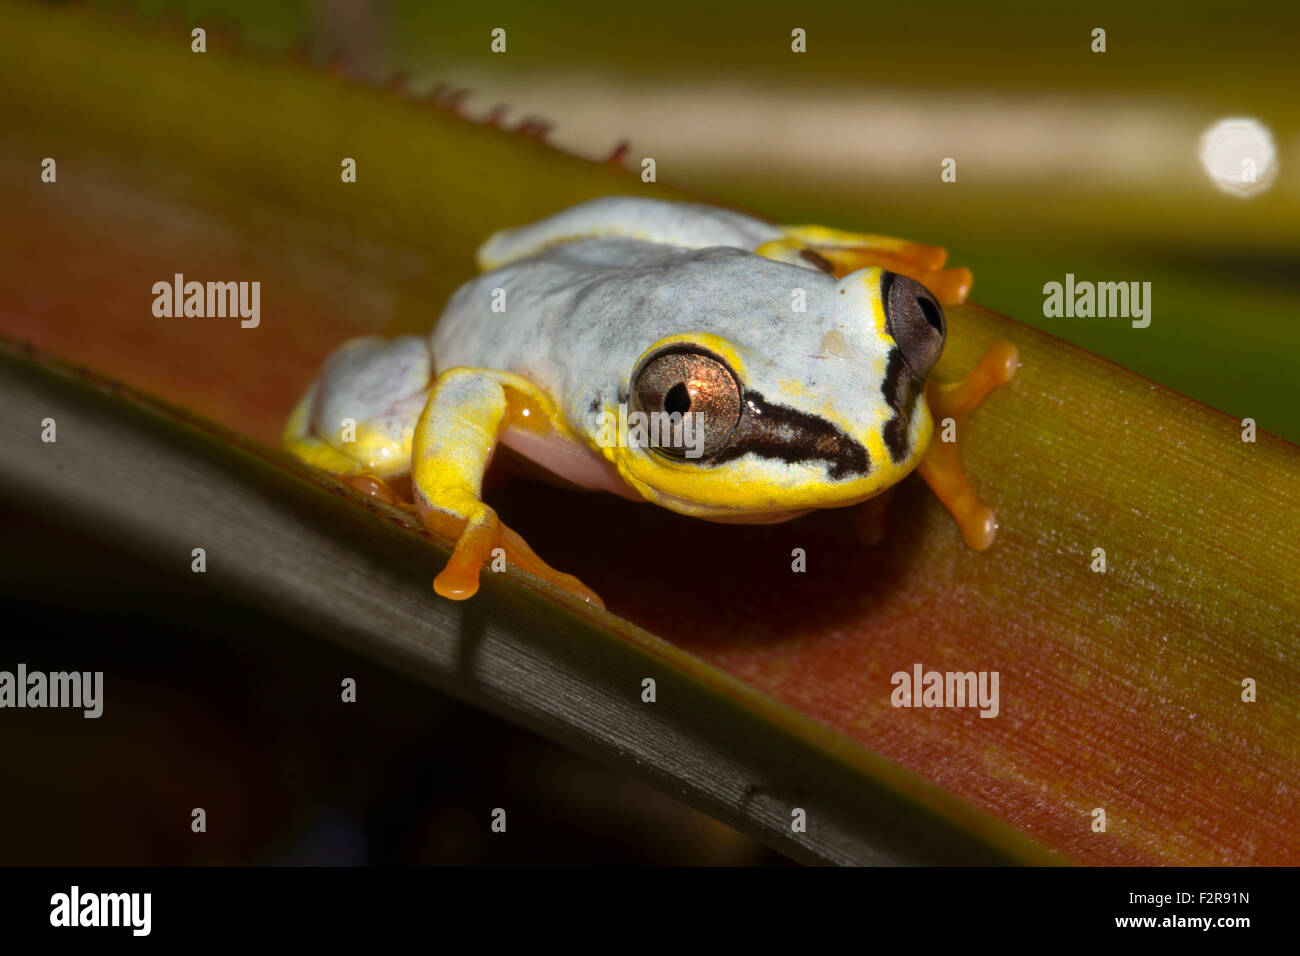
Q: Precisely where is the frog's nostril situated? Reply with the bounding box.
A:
[664,382,692,415]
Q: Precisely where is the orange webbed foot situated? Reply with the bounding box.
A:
[916,341,1019,550]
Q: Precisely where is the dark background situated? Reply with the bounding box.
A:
[0,507,789,865]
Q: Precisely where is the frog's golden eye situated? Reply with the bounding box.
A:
[631,346,741,459]
[883,272,946,380]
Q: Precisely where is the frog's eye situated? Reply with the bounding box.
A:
[883,272,946,380]
[631,346,741,459]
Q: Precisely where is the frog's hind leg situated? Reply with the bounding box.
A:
[282,381,414,509]
[283,382,362,473]
[284,336,438,508]
[760,225,972,305]
[413,367,604,608]
[916,341,1019,550]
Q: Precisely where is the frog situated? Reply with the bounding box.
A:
[283,197,1019,609]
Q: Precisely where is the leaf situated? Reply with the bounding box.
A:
[1,0,1296,864]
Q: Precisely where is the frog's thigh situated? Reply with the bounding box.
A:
[761,228,972,305]
[282,381,415,507]
[412,368,604,607]
[283,382,369,474]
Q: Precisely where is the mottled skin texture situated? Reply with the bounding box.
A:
[284,197,1014,605]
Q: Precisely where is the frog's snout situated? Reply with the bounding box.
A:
[881,271,946,382]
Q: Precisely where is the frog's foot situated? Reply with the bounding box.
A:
[422,500,604,607]
[762,226,972,305]
[341,473,417,512]
[916,340,1019,550]
[413,367,605,608]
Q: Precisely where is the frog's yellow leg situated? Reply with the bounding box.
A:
[759,225,972,305]
[413,368,604,608]
[916,341,1019,550]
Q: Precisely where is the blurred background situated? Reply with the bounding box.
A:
[117,0,1299,439]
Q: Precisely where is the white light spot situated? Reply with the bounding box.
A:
[520,407,530,417]
[1198,117,1277,197]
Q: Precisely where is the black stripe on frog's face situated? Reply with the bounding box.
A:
[707,390,871,481]
[881,347,924,464]
[877,270,944,464]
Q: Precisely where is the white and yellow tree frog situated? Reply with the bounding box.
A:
[284,197,1018,608]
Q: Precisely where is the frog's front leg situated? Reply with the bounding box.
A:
[759,225,973,305]
[413,367,604,608]
[916,341,1020,550]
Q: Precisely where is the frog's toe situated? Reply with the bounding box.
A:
[918,266,972,306]
[760,239,970,305]
[341,473,416,511]
[916,340,1019,550]
[865,260,969,306]
[427,506,487,600]
[838,256,970,305]
[429,504,604,608]
[928,340,1019,421]
[764,227,970,304]
[498,523,606,609]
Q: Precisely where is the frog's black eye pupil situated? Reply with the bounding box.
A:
[631,347,741,460]
[917,295,943,332]
[664,382,691,415]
